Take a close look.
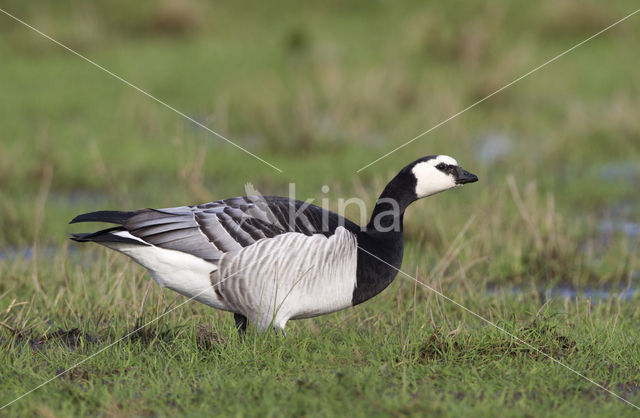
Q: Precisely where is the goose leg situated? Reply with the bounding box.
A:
[234,313,248,334]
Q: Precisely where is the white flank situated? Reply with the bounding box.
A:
[213,227,358,331]
[103,231,226,310]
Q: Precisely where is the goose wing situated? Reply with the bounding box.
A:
[72,196,357,262]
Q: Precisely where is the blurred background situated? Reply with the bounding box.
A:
[1,0,639,289]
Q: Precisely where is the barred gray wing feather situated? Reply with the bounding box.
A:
[123,196,345,262]
[123,208,221,262]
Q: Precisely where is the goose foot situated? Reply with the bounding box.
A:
[234,313,248,334]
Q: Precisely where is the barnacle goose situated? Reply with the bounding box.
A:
[70,155,477,333]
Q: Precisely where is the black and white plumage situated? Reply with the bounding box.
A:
[70,155,478,333]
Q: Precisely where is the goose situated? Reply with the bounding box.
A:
[70,155,477,333]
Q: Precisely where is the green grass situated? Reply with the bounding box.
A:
[1,0,640,416]
[2,249,640,416]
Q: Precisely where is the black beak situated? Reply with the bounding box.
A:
[455,167,479,185]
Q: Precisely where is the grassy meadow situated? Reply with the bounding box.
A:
[1,0,640,416]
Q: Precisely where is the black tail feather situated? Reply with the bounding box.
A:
[69,226,150,246]
[69,210,136,225]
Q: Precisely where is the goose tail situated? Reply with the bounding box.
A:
[69,210,136,225]
[69,210,149,246]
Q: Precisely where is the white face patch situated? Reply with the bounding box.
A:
[411,155,458,198]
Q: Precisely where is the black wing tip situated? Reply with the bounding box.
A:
[68,228,151,246]
[69,210,136,225]
[69,233,86,242]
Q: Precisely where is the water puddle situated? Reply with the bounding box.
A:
[596,161,640,183]
[50,190,109,206]
[539,286,636,301]
[0,245,80,261]
[598,220,640,239]
[475,132,513,164]
[488,284,638,302]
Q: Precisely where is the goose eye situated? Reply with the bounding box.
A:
[436,163,446,170]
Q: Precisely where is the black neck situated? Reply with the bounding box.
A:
[352,172,417,305]
[366,175,415,230]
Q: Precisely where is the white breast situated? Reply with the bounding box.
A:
[213,227,358,330]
